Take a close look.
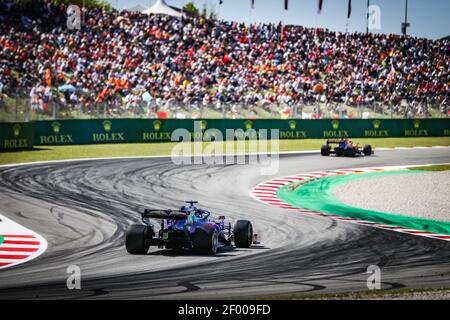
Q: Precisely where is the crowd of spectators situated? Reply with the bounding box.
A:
[0,0,448,118]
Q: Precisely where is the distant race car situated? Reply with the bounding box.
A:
[321,138,373,157]
[125,201,257,255]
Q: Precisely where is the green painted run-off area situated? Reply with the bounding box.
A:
[277,170,450,236]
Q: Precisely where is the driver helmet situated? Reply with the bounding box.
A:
[180,206,195,213]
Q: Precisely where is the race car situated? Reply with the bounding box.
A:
[321,138,373,157]
[125,201,257,255]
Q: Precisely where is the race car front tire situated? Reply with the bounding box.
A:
[126,224,150,255]
[234,220,253,248]
[193,226,218,255]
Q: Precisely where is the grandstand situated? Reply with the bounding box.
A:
[0,1,448,122]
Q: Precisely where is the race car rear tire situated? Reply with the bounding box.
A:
[363,145,372,156]
[193,226,218,255]
[234,220,253,248]
[321,145,331,156]
[126,224,150,255]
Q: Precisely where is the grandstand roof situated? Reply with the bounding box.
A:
[143,0,186,18]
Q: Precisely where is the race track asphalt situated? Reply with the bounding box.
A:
[0,148,449,299]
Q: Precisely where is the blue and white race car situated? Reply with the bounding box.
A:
[125,201,257,255]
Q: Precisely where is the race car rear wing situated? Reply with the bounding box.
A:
[142,209,188,220]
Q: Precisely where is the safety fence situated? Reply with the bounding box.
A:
[1,87,448,122]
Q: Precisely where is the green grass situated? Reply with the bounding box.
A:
[407,164,450,172]
[0,137,449,165]
[256,287,450,300]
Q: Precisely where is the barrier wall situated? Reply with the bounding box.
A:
[0,122,34,151]
[31,119,450,145]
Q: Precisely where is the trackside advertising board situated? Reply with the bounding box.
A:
[32,119,450,145]
[0,122,34,151]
